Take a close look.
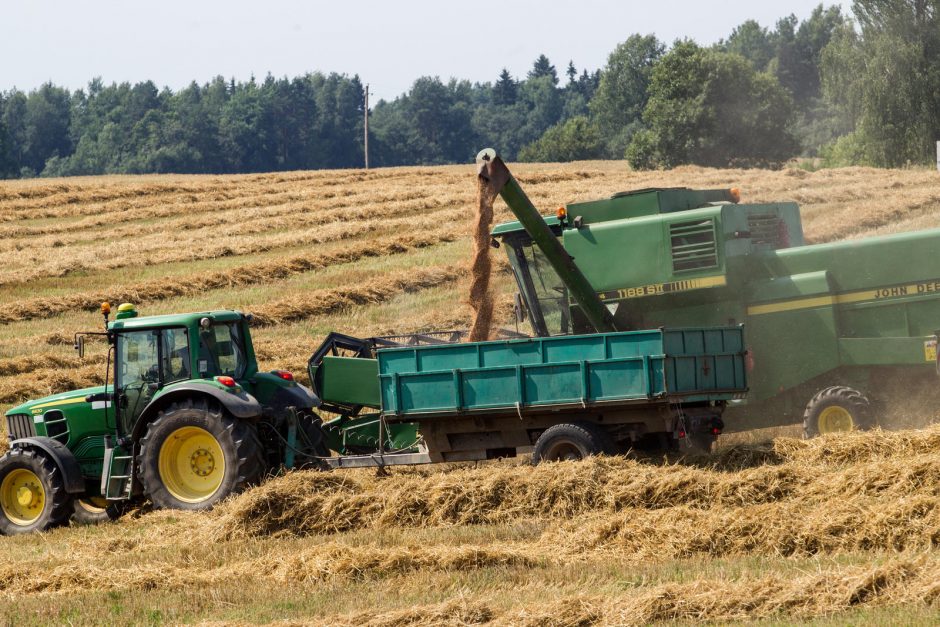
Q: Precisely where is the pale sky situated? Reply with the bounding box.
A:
[3,1,850,101]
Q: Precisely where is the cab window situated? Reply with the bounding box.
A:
[116,327,189,429]
[161,327,191,383]
[197,322,247,379]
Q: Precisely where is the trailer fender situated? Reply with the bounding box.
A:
[8,437,85,494]
[131,383,263,442]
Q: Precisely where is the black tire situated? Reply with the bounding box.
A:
[532,421,616,464]
[70,498,125,525]
[803,386,874,439]
[295,410,331,468]
[0,448,71,535]
[139,398,264,511]
[685,432,717,455]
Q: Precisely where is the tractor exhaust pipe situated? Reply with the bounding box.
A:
[476,149,617,334]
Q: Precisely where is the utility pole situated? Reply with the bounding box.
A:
[364,84,370,170]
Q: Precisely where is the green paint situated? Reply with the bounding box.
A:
[4,309,316,500]
[493,183,940,428]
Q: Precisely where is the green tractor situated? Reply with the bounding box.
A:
[0,303,329,534]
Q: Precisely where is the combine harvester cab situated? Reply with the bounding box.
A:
[486,151,940,437]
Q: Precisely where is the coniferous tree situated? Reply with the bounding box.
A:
[566,61,578,85]
[528,54,559,85]
[493,69,518,105]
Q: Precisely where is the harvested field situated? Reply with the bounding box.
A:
[4,429,940,624]
[2,162,940,624]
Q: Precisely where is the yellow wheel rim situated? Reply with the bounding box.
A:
[76,497,109,513]
[1,468,46,526]
[818,405,855,433]
[158,426,225,503]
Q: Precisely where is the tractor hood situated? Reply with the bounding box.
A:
[5,385,108,417]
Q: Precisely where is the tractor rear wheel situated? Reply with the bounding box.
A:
[139,399,263,511]
[70,497,125,525]
[532,422,616,464]
[803,386,874,438]
[0,448,71,535]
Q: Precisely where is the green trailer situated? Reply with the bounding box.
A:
[480,149,940,437]
[311,326,746,464]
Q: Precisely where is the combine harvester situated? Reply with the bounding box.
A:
[0,152,747,534]
[479,150,940,436]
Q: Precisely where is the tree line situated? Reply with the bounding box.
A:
[0,0,936,179]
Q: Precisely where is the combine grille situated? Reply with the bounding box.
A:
[670,219,718,272]
[6,414,35,441]
[747,213,790,248]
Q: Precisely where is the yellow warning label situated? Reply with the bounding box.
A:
[925,339,937,363]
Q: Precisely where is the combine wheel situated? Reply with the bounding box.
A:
[803,386,873,439]
[139,399,263,511]
[70,497,125,525]
[532,421,616,464]
[0,448,71,535]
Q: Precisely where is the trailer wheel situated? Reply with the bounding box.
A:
[70,497,125,525]
[532,422,616,464]
[803,386,873,438]
[0,448,71,535]
[685,433,717,454]
[139,399,263,510]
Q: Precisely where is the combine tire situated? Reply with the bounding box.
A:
[803,386,873,439]
[532,422,616,464]
[70,497,125,525]
[0,448,71,535]
[139,399,263,511]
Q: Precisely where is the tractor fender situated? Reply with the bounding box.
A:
[8,437,86,494]
[131,383,263,442]
[265,383,321,415]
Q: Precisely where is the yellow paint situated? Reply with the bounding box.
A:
[602,275,727,301]
[0,468,45,525]
[158,426,225,503]
[817,405,855,433]
[748,278,940,316]
[30,397,84,413]
[75,497,108,513]
[747,295,835,316]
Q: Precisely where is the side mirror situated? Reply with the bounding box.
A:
[513,293,528,324]
[74,336,85,359]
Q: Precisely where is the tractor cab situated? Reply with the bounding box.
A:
[100,305,258,433]
[1,303,322,534]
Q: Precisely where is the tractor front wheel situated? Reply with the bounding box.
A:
[803,386,874,438]
[139,399,263,511]
[0,448,71,535]
[70,497,125,525]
